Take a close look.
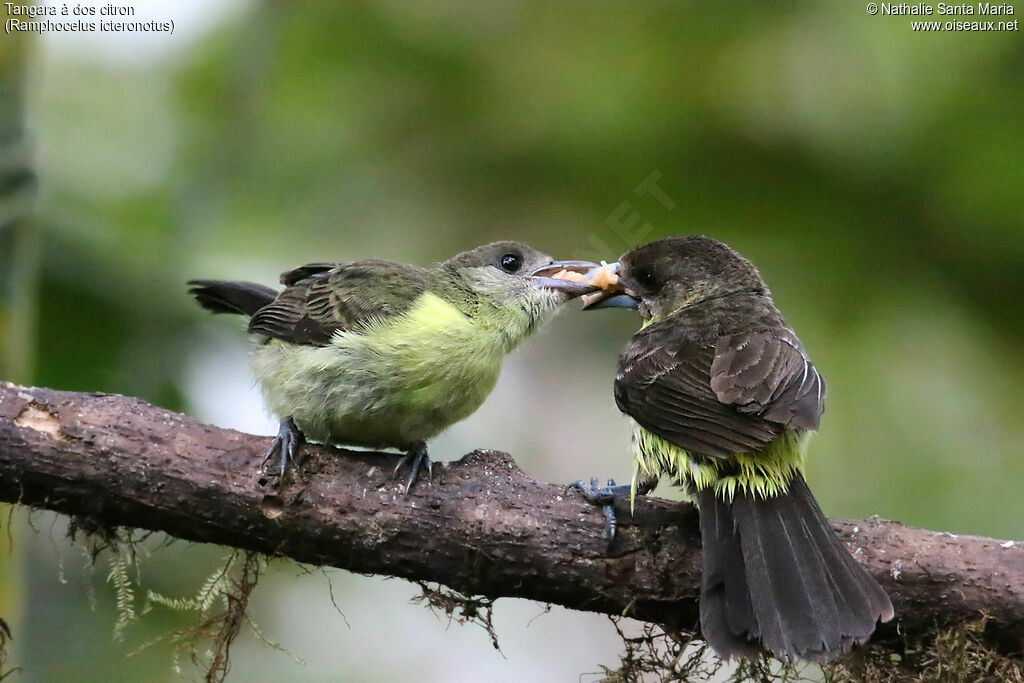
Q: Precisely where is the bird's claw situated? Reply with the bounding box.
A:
[394,442,432,494]
[567,477,628,504]
[568,477,629,542]
[262,417,305,479]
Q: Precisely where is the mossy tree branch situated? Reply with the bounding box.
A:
[1,382,1022,660]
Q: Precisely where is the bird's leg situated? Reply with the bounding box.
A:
[394,441,432,494]
[567,475,659,542]
[261,417,305,479]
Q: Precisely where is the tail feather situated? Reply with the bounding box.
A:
[696,474,893,661]
[789,477,895,637]
[698,488,760,659]
[188,280,278,317]
[738,496,839,658]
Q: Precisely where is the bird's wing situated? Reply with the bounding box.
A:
[248,260,431,346]
[279,263,336,286]
[614,322,824,458]
[709,328,825,432]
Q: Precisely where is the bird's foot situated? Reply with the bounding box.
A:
[394,441,432,494]
[567,477,633,504]
[566,478,632,542]
[261,417,305,479]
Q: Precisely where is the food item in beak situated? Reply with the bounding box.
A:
[550,261,619,288]
[551,261,623,308]
[549,269,590,283]
[590,261,619,289]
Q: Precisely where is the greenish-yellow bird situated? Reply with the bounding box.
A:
[575,235,893,661]
[189,241,596,491]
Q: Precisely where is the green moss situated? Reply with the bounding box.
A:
[64,520,270,683]
[823,617,1023,683]
[596,618,1023,683]
[411,582,501,652]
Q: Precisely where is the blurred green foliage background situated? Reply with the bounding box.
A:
[1,1,1022,681]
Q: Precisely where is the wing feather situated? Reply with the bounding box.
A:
[248,260,430,346]
[615,314,826,458]
[711,329,825,431]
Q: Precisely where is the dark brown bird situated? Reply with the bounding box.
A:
[575,236,893,661]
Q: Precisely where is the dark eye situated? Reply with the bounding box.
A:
[634,267,656,288]
[499,253,523,273]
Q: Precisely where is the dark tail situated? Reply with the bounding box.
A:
[696,473,894,661]
[187,280,279,317]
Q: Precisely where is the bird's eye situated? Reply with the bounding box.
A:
[634,267,656,288]
[499,253,523,273]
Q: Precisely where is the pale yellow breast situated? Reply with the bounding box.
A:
[252,292,506,448]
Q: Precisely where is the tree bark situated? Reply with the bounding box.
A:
[1,382,1022,657]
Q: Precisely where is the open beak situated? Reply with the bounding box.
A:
[580,262,640,310]
[529,260,602,298]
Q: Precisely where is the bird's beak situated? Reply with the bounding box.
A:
[583,293,639,310]
[528,260,602,298]
[580,262,640,310]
